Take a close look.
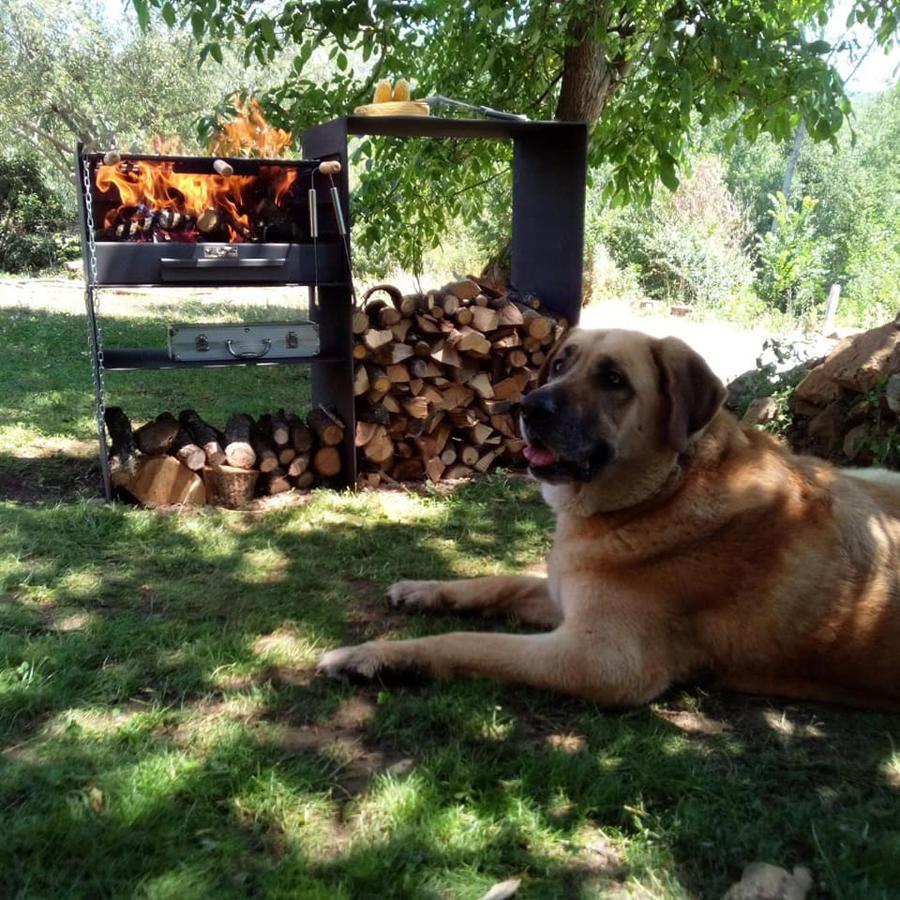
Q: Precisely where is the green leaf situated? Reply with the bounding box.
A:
[132,0,150,30]
[190,11,205,40]
[161,2,176,27]
[658,155,679,191]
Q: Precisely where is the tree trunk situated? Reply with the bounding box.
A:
[555,13,628,123]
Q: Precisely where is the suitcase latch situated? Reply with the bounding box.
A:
[286,330,299,349]
[195,333,209,351]
[203,245,238,259]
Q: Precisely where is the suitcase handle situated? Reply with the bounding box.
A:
[161,257,287,269]
[225,338,272,359]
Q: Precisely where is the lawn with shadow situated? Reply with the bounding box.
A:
[2,299,900,898]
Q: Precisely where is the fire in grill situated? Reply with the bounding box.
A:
[95,157,304,244]
[78,151,345,286]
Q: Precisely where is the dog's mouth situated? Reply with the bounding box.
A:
[523,435,613,483]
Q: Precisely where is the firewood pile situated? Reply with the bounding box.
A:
[104,405,345,508]
[353,279,567,485]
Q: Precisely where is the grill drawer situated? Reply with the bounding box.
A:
[167,321,320,362]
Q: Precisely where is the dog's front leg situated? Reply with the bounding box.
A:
[387,576,562,628]
[317,626,665,706]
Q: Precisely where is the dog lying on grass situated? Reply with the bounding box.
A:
[319,328,900,711]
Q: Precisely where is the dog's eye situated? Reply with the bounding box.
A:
[551,357,567,377]
[594,366,627,389]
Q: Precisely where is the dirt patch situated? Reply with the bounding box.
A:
[0,453,98,503]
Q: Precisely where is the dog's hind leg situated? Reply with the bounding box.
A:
[387,576,562,628]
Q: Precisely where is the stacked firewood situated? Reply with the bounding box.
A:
[104,405,345,507]
[353,279,566,485]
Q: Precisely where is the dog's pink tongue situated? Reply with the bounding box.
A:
[524,444,559,466]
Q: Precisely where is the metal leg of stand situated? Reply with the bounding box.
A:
[84,282,112,500]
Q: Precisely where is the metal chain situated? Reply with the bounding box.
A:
[82,155,106,428]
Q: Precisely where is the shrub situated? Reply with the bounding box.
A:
[0,155,72,274]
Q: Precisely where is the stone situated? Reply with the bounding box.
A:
[842,423,873,462]
[722,863,813,900]
[806,401,845,454]
[793,320,900,413]
[886,374,900,415]
[741,397,779,427]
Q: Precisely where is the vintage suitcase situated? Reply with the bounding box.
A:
[167,321,319,362]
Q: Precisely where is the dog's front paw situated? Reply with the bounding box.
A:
[386,580,445,611]
[316,643,385,682]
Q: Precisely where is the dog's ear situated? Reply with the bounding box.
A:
[536,329,575,387]
[651,337,725,453]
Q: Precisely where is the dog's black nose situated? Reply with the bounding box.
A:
[520,389,558,426]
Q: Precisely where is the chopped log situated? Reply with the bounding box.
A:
[440,447,458,466]
[402,396,430,419]
[469,373,495,399]
[496,302,525,327]
[270,410,291,446]
[355,420,379,447]
[460,445,480,467]
[400,294,420,316]
[425,457,445,482]
[379,306,402,327]
[262,467,292,495]
[492,330,522,350]
[518,305,553,340]
[128,456,205,507]
[179,409,226,466]
[313,446,342,478]
[291,421,313,453]
[288,453,311,477]
[439,384,475,410]
[203,464,258,508]
[440,294,460,316]
[413,339,433,356]
[455,307,474,326]
[470,423,494,445]
[386,342,414,364]
[444,279,481,300]
[473,294,490,307]
[354,364,371,396]
[278,446,296,466]
[363,328,394,350]
[307,406,344,446]
[506,348,528,368]
[366,365,391,394]
[363,426,394,464]
[104,407,138,475]
[475,448,502,474]
[416,314,441,334]
[170,427,206,471]
[431,341,461,368]
[387,363,410,383]
[481,399,514,415]
[293,470,317,490]
[493,372,529,402]
[135,411,180,456]
[212,158,234,177]
[393,458,425,481]
[353,343,369,361]
[530,350,546,366]
[456,327,491,355]
[196,207,221,233]
[391,318,413,342]
[352,309,370,334]
[491,414,519,439]
[470,306,499,333]
[224,414,257,469]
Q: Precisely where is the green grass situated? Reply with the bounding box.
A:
[2,300,900,898]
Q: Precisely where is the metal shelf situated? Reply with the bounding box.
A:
[102,348,346,371]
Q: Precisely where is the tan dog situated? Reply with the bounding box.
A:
[318,328,900,710]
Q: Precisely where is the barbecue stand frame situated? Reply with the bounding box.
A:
[79,117,587,501]
[77,144,356,499]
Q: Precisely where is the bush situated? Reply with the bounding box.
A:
[0,155,72,274]
[599,158,756,311]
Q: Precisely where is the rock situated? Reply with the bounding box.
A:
[722,863,813,900]
[480,879,521,900]
[670,304,692,317]
[806,401,845,454]
[791,363,842,412]
[793,320,900,411]
[843,423,873,462]
[742,397,779,427]
[887,374,900,416]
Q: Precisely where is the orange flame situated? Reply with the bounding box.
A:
[96,161,298,242]
[208,97,293,158]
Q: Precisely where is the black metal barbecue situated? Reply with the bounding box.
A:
[77,115,588,502]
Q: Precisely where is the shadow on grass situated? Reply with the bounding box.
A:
[1,479,899,898]
[0,305,313,451]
